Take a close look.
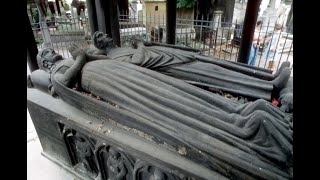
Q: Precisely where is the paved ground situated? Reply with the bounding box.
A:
[27,110,77,180]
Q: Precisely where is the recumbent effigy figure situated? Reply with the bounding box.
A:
[27,38,293,179]
[87,31,292,103]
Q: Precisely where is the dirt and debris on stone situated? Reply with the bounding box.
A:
[221,93,249,104]
[106,118,154,142]
[97,123,104,131]
[208,88,250,104]
[177,146,187,155]
[105,118,182,154]
[103,129,111,134]
[71,85,155,142]
[72,84,121,108]
[71,83,249,156]
[158,141,177,153]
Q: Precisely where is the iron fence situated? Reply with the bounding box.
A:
[31,16,91,58]
[118,12,293,72]
[31,13,293,72]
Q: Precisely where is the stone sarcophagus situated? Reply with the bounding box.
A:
[28,88,216,180]
[27,32,293,180]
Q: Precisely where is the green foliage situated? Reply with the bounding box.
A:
[31,8,39,23]
[35,37,43,45]
[57,24,83,32]
[62,0,70,11]
[176,0,196,9]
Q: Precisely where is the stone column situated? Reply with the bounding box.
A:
[166,0,177,44]
[27,4,33,23]
[95,0,108,33]
[59,0,65,16]
[107,0,121,47]
[212,11,223,30]
[220,0,235,27]
[131,0,138,22]
[237,0,261,63]
[86,0,98,34]
[26,11,39,72]
[138,10,143,24]
[35,0,52,48]
[52,0,59,16]
[55,0,62,16]
[71,7,78,19]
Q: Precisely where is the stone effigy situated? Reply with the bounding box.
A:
[85,31,291,101]
[28,39,293,179]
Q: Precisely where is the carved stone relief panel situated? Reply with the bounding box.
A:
[95,144,135,180]
[133,160,180,180]
[62,127,99,177]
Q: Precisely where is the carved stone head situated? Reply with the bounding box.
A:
[37,48,63,72]
[92,31,114,50]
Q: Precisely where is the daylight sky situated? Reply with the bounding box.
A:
[66,0,86,5]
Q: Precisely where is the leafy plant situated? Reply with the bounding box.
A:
[32,8,39,23]
[176,0,196,9]
[35,37,43,45]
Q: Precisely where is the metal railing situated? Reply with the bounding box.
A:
[118,12,293,71]
[31,16,91,58]
[31,13,293,72]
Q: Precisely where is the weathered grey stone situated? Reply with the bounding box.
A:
[27,40,293,179]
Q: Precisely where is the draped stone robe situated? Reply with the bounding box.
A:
[51,56,293,179]
[104,45,277,100]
